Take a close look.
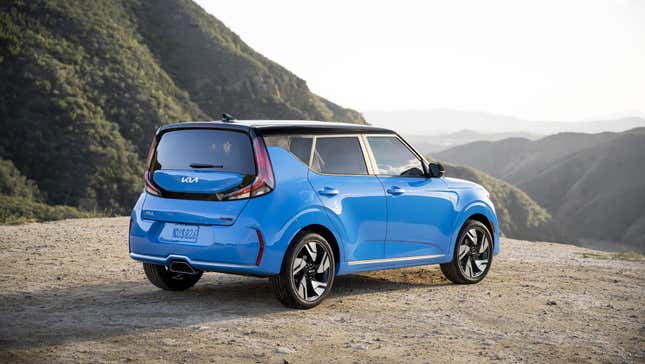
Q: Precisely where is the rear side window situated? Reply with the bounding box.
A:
[367,136,424,177]
[312,137,368,175]
[153,129,255,175]
[289,137,313,164]
[264,135,313,165]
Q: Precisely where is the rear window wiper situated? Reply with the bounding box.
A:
[189,163,223,169]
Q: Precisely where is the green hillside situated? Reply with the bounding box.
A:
[0,159,90,223]
[440,162,557,241]
[523,130,645,251]
[0,0,365,216]
[436,128,645,252]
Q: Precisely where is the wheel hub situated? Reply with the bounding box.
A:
[305,264,316,277]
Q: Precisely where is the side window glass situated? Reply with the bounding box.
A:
[367,137,424,177]
[264,135,312,165]
[289,137,312,165]
[312,137,368,175]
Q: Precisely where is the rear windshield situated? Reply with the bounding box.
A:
[152,129,255,175]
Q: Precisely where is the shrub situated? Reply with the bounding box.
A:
[0,194,96,224]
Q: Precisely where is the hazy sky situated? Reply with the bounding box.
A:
[195,0,645,121]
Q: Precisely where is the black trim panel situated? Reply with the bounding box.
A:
[157,121,393,135]
[257,125,393,135]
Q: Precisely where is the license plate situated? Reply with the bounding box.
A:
[160,223,199,243]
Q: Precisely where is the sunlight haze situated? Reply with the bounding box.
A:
[196,0,645,122]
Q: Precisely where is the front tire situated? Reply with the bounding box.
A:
[440,220,493,284]
[143,263,203,291]
[270,233,336,309]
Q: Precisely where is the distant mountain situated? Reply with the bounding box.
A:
[405,130,542,154]
[0,0,364,215]
[436,128,645,252]
[364,109,645,135]
[435,132,616,187]
[441,163,557,242]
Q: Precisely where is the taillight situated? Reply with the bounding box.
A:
[144,170,161,196]
[223,136,275,200]
[144,136,161,196]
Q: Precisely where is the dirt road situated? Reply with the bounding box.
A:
[0,217,643,363]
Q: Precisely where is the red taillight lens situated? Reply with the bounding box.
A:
[144,170,161,196]
[251,136,275,196]
[144,136,161,196]
[223,136,275,200]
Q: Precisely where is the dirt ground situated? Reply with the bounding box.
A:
[0,217,643,363]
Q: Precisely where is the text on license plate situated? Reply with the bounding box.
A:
[166,224,199,243]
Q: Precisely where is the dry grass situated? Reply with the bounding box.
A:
[578,251,645,262]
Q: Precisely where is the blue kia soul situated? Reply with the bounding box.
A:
[129,119,499,308]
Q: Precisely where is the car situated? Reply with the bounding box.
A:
[129,118,500,309]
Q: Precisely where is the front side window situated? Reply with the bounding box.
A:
[312,137,368,175]
[367,136,425,177]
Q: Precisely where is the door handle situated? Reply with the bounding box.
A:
[318,187,339,196]
[387,186,405,195]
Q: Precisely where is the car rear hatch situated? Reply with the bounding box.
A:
[141,127,274,226]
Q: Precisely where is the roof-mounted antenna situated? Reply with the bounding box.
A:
[221,113,235,123]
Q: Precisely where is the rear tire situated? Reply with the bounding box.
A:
[270,232,336,309]
[143,263,203,291]
[440,220,493,284]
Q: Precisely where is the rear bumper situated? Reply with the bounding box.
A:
[129,252,264,275]
[128,193,281,276]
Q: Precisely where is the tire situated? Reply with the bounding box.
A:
[440,220,493,284]
[270,232,336,309]
[143,263,203,291]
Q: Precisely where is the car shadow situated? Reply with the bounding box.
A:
[0,268,452,351]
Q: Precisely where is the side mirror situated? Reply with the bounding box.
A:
[427,162,445,178]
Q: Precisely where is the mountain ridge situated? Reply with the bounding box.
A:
[404,129,542,154]
[436,128,645,251]
[0,0,364,214]
[365,109,645,135]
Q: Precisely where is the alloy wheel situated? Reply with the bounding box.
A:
[291,241,332,302]
[457,228,491,279]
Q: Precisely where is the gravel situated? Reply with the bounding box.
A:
[0,217,643,363]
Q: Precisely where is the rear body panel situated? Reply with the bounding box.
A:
[308,171,387,261]
[153,170,244,194]
[141,195,248,225]
[129,121,499,277]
